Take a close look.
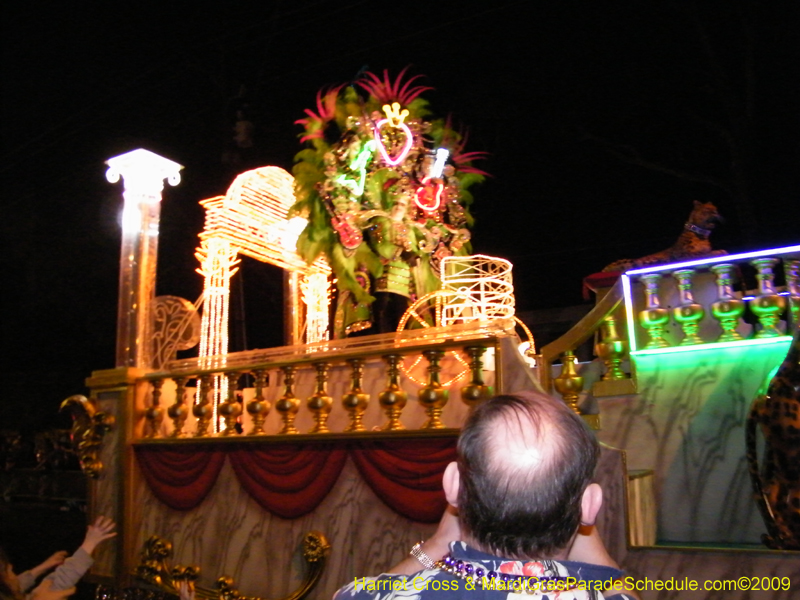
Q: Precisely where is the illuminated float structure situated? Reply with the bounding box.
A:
[71,73,799,600]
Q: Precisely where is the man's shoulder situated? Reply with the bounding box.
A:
[333,545,629,600]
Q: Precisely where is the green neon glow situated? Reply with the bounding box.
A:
[335,140,375,196]
[631,335,791,357]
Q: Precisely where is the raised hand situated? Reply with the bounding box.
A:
[80,516,117,555]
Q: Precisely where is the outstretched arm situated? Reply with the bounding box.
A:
[29,552,69,580]
[17,552,69,592]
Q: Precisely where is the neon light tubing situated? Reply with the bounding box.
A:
[430,148,449,179]
[374,119,413,166]
[625,244,800,276]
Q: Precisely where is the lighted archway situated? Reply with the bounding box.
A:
[195,166,330,374]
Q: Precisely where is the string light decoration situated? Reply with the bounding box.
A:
[195,237,240,423]
[300,272,332,343]
[197,168,330,349]
[401,351,471,388]
[195,167,331,429]
[439,254,515,326]
[199,167,328,273]
[195,237,240,366]
[395,255,516,387]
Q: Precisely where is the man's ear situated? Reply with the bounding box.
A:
[443,461,460,508]
[580,483,603,526]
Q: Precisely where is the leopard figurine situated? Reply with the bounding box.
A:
[746,324,800,550]
[602,201,726,272]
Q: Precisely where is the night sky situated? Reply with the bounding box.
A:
[2,0,798,429]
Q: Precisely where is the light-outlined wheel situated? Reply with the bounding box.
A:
[396,290,475,386]
[513,316,537,365]
[397,289,476,330]
[395,290,537,386]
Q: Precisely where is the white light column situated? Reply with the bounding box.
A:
[106,149,183,368]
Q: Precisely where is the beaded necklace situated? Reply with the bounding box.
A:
[434,554,580,595]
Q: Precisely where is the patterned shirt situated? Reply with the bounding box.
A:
[334,542,633,600]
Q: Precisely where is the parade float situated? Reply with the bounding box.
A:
[66,71,799,600]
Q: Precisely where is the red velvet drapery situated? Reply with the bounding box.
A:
[350,439,456,522]
[134,437,457,523]
[136,445,226,511]
[229,445,348,519]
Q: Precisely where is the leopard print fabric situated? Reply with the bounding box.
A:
[746,324,800,549]
[602,201,726,272]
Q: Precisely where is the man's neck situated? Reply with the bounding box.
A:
[463,534,568,562]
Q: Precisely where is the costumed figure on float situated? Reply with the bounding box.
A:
[291,68,487,337]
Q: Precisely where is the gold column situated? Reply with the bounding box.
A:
[276,366,300,434]
[378,354,407,431]
[553,351,583,415]
[460,346,493,408]
[307,362,333,433]
[284,271,302,346]
[167,377,189,437]
[342,358,369,432]
[246,369,271,435]
[593,315,636,397]
[672,268,704,345]
[145,379,164,438]
[418,350,448,429]
[750,258,786,338]
[638,274,670,349]
[193,375,214,437]
[218,372,242,436]
[710,263,745,341]
[106,150,182,370]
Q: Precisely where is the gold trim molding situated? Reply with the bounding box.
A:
[60,394,115,478]
[134,533,330,600]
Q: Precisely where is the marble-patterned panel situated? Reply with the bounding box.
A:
[134,457,437,600]
[133,443,629,600]
[594,445,629,561]
[596,340,792,544]
[622,547,800,600]
[91,389,125,578]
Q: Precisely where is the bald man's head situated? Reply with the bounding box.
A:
[456,391,599,559]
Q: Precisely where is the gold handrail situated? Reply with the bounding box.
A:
[133,532,330,600]
[539,278,624,392]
